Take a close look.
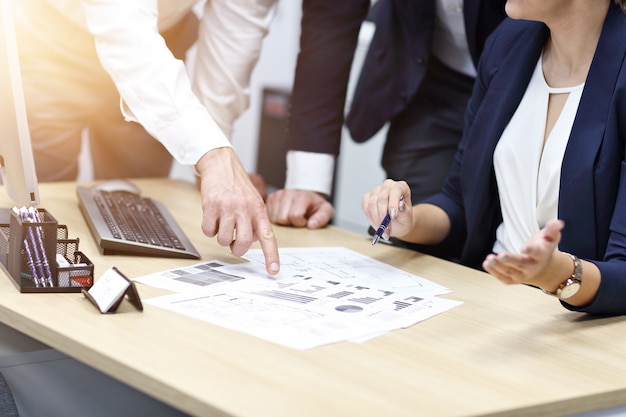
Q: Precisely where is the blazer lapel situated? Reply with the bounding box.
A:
[463,0,481,62]
[463,0,507,65]
[559,4,626,257]
[454,22,548,264]
[462,23,547,209]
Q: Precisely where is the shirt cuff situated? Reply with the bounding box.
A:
[285,150,335,196]
[120,98,231,166]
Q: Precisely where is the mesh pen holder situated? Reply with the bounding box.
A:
[0,208,94,293]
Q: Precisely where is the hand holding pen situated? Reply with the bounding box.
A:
[362,180,411,246]
[371,195,404,245]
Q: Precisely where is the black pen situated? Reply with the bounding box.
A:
[371,196,404,245]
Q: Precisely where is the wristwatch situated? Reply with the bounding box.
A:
[544,253,583,300]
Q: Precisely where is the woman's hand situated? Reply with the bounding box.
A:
[362,179,411,241]
[483,219,569,291]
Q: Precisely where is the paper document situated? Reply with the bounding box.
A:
[134,260,244,293]
[232,246,451,296]
[140,247,462,349]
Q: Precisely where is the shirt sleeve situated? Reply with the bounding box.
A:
[79,0,275,166]
[191,0,277,137]
[287,0,369,156]
[283,0,368,193]
[285,150,335,196]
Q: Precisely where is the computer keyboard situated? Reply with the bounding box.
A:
[77,181,200,259]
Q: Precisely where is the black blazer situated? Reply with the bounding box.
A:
[287,0,370,156]
[424,3,626,315]
[287,0,505,156]
[346,0,507,142]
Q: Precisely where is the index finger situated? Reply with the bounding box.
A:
[255,216,280,275]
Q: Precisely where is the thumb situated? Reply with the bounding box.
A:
[306,204,334,229]
[543,219,565,243]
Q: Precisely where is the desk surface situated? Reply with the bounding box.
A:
[1,179,625,417]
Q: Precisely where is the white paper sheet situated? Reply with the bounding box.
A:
[145,275,461,349]
[139,247,462,349]
[134,260,246,293]
[229,247,451,297]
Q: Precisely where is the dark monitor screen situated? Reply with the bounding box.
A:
[0,0,40,208]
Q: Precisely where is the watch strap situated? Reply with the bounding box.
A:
[543,253,582,299]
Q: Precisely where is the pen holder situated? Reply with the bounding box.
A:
[0,208,94,293]
[56,240,94,288]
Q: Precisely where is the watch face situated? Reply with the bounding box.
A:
[559,281,581,299]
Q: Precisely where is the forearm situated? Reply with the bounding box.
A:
[400,203,451,245]
[543,252,601,308]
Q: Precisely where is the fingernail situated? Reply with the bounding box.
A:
[390,207,397,218]
[399,202,406,212]
[501,255,509,262]
[269,262,279,273]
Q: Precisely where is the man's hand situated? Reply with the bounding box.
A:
[195,147,279,275]
[248,173,268,201]
[266,189,334,229]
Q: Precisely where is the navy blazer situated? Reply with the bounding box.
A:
[287,0,505,156]
[287,0,370,156]
[346,0,506,142]
[424,3,626,315]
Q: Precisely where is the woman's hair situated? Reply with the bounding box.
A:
[617,0,626,12]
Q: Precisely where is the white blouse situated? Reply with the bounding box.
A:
[492,55,585,254]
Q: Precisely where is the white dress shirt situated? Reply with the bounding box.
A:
[431,0,476,77]
[45,0,277,166]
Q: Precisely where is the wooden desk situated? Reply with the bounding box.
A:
[1,179,625,417]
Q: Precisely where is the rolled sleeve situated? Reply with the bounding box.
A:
[191,0,278,135]
[81,0,236,166]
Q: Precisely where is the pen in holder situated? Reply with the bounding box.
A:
[0,207,94,293]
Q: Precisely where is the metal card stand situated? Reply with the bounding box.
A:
[82,267,143,314]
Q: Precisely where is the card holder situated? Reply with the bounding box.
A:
[82,266,143,314]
